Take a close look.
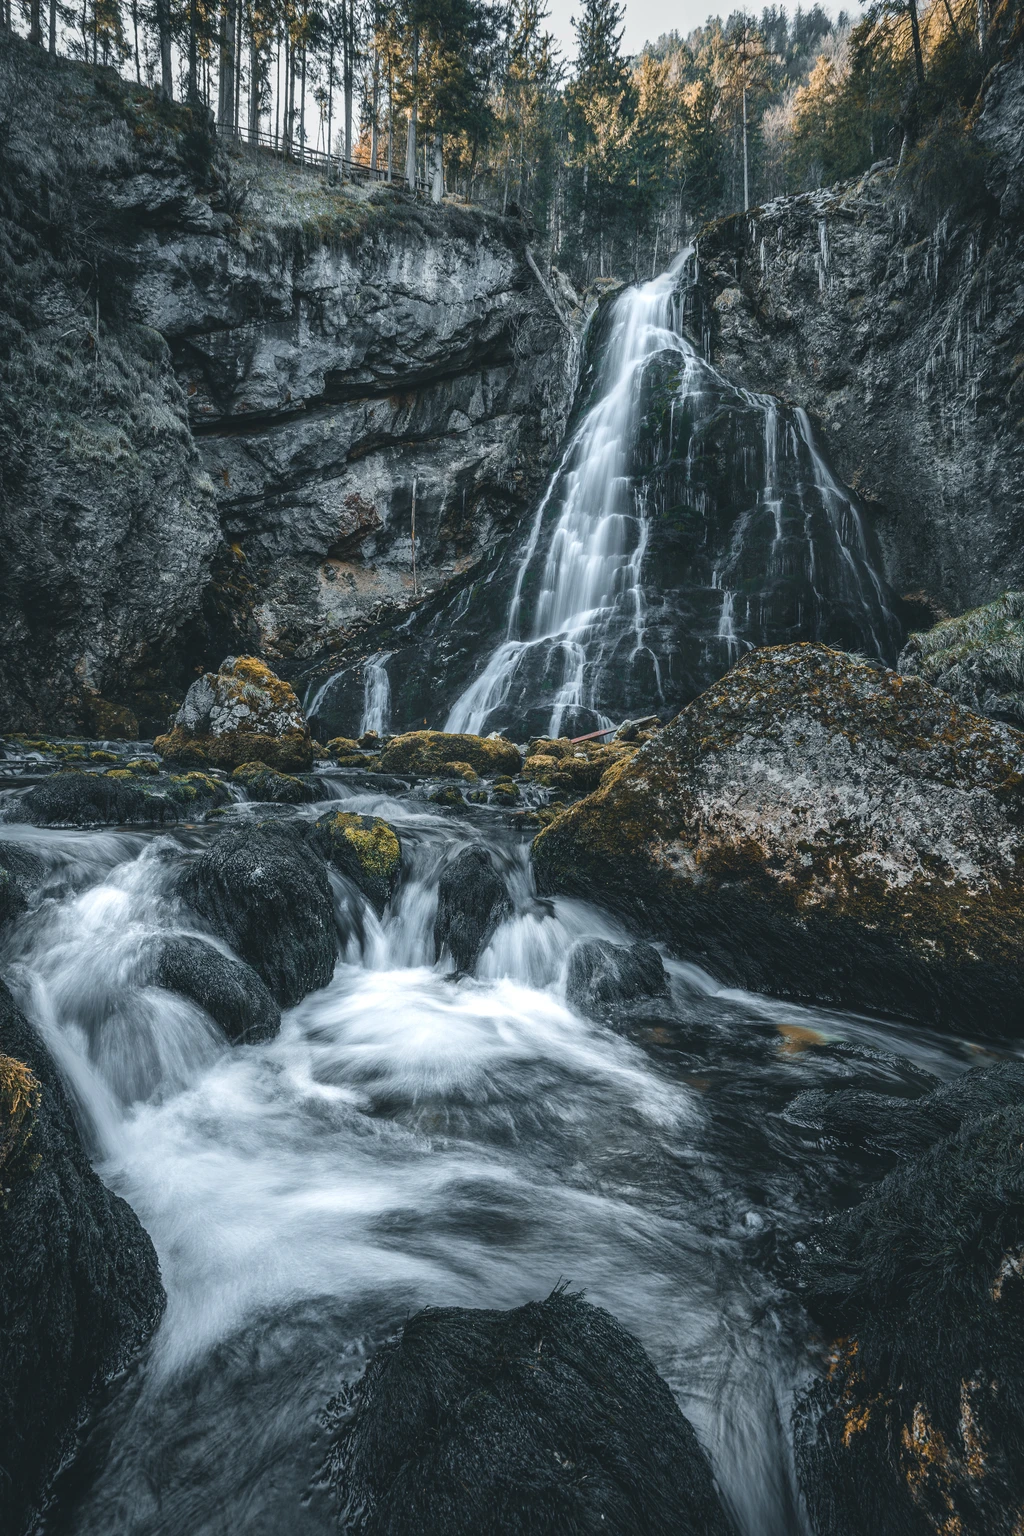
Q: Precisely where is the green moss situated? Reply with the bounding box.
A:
[0,1053,40,1191]
[90,750,118,763]
[231,761,312,804]
[126,757,160,774]
[379,731,522,779]
[314,811,401,913]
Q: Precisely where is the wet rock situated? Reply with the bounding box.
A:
[433,845,511,972]
[0,980,165,1535]
[794,1097,1024,1536]
[312,811,401,915]
[9,771,167,828]
[164,771,233,816]
[150,934,281,1044]
[231,761,315,804]
[379,731,521,779]
[0,866,26,927]
[898,592,1024,729]
[565,939,668,1015]
[533,643,1024,1036]
[523,737,637,794]
[324,1287,736,1536]
[155,658,312,772]
[179,824,335,1007]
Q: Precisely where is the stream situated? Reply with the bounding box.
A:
[0,778,988,1536]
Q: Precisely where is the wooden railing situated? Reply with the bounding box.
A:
[226,122,430,192]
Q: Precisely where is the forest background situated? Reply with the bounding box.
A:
[3,0,1008,284]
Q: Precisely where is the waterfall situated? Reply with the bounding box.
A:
[442,247,899,742]
[360,651,393,737]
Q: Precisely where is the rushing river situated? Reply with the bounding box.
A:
[0,778,987,1536]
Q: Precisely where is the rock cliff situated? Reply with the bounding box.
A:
[697,47,1024,623]
[0,41,580,736]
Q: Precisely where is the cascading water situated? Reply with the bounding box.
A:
[360,651,393,737]
[381,247,898,742]
[0,781,980,1536]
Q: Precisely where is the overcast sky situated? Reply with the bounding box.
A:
[543,0,859,62]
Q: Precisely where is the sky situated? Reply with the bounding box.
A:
[543,0,858,62]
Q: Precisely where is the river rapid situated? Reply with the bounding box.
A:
[0,775,989,1536]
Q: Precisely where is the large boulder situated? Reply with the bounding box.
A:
[8,772,166,827]
[533,644,1024,1034]
[0,981,165,1534]
[433,845,511,972]
[231,761,316,804]
[154,657,313,771]
[378,731,522,779]
[179,825,336,1007]
[149,934,281,1044]
[324,1288,736,1536]
[898,591,1024,729]
[312,811,402,915]
[794,1095,1024,1536]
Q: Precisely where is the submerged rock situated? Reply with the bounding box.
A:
[231,761,315,804]
[0,980,165,1534]
[433,845,511,972]
[533,643,1024,1035]
[150,934,281,1043]
[179,825,335,1007]
[313,812,401,915]
[155,657,312,772]
[378,731,522,780]
[898,591,1024,729]
[324,1288,736,1536]
[794,1094,1024,1536]
[9,771,166,827]
[565,939,668,1015]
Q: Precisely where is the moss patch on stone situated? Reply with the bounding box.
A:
[0,1053,40,1189]
[379,731,522,779]
[313,811,401,914]
[156,725,312,772]
[231,761,313,804]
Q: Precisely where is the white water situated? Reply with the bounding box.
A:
[359,651,393,737]
[0,792,975,1536]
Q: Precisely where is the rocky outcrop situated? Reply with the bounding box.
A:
[898,591,1024,728]
[564,939,668,1016]
[149,934,281,1043]
[0,980,165,1534]
[0,42,580,736]
[323,1288,737,1536]
[698,46,1024,622]
[433,845,511,972]
[312,811,402,915]
[533,643,1024,1034]
[794,1081,1024,1536]
[155,656,313,770]
[377,730,522,779]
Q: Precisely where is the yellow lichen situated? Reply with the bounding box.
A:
[0,1054,41,1186]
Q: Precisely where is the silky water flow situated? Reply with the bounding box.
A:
[0,771,982,1536]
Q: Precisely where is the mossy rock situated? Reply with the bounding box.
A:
[165,772,232,814]
[81,691,139,740]
[126,758,160,775]
[231,761,314,805]
[533,642,1024,1036]
[334,753,372,768]
[441,760,479,783]
[155,725,312,773]
[90,750,119,764]
[102,769,137,782]
[313,812,401,914]
[326,737,362,755]
[466,790,489,804]
[156,656,313,771]
[379,731,521,779]
[429,784,465,806]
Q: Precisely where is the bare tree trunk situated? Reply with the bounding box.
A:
[430,131,443,202]
[327,37,334,171]
[218,0,236,128]
[370,47,378,169]
[156,0,174,99]
[234,0,242,130]
[28,0,42,46]
[249,13,261,137]
[187,0,199,101]
[343,0,353,163]
[404,27,418,188]
[49,0,57,53]
[299,40,306,155]
[907,0,925,87]
[387,54,393,180]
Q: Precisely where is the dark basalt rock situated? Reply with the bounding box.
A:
[9,772,166,828]
[565,938,668,1015]
[179,825,336,1007]
[231,760,316,805]
[433,845,511,973]
[0,865,27,927]
[0,980,165,1535]
[794,1096,1024,1536]
[149,934,281,1043]
[324,1288,736,1536]
[533,643,1024,1036]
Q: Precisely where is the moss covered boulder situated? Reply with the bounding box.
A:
[313,811,401,914]
[165,771,232,816]
[899,590,1024,729]
[0,982,165,1534]
[533,642,1024,1034]
[378,731,521,779]
[155,656,312,771]
[522,737,636,794]
[231,761,315,805]
[794,1088,1024,1536]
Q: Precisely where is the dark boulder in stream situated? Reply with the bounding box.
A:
[433,845,511,973]
[0,980,165,1535]
[180,825,336,1007]
[794,1094,1024,1536]
[149,935,281,1044]
[9,772,166,828]
[565,939,668,1015]
[533,643,1024,1036]
[325,1287,736,1536]
[313,811,402,916]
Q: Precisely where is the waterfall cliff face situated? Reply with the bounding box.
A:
[321,251,899,742]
